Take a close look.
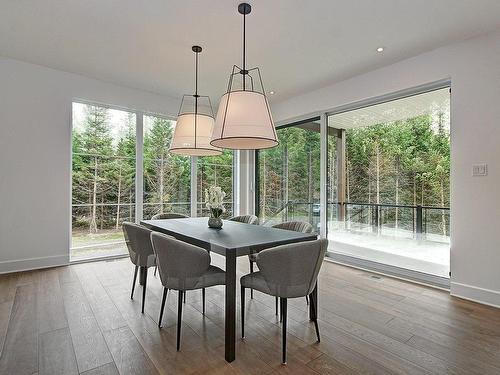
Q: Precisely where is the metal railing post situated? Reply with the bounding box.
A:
[416,205,423,240]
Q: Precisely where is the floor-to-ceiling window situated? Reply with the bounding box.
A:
[71,103,136,260]
[256,118,321,231]
[197,150,234,217]
[143,115,191,219]
[327,87,451,279]
[71,103,234,260]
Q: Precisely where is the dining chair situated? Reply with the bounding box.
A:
[122,222,156,314]
[150,212,189,280]
[150,232,226,351]
[229,214,259,225]
[249,220,314,312]
[151,212,189,220]
[240,239,327,364]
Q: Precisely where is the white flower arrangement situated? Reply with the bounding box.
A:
[205,186,226,218]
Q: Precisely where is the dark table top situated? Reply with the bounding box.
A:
[141,217,317,257]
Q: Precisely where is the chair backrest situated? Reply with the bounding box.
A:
[272,221,314,234]
[151,212,189,220]
[256,239,327,298]
[229,215,259,225]
[122,222,155,267]
[150,232,211,290]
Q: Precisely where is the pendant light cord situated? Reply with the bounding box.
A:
[242,10,246,91]
[194,50,198,148]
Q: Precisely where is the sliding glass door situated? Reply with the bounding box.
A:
[327,87,451,280]
[256,118,321,231]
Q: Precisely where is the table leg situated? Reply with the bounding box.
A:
[225,252,236,362]
[139,266,147,286]
[309,282,317,321]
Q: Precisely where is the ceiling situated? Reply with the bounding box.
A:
[329,87,450,129]
[1,1,499,105]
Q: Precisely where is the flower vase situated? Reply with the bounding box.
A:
[208,216,223,229]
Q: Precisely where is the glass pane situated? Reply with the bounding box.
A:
[327,87,450,277]
[257,119,321,232]
[197,150,234,217]
[143,115,191,219]
[71,103,136,260]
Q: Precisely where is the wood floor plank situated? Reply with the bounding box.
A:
[38,328,78,375]
[307,353,360,375]
[37,268,68,334]
[74,263,127,332]
[103,326,159,375]
[60,281,113,373]
[0,300,13,357]
[0,284,38,375]
[80,362,119,375]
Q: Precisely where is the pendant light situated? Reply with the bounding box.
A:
[211,3,278,150]
[170,46,222,156]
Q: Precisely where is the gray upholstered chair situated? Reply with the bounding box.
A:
[122,222,156,314]
[151,212,189,220]
[229,215,259,225]
[150,212,189,278]
[150,232,226,351]
[248,220,314,305]
[240,239,327,364]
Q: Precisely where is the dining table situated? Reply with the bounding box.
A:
[141,217,318,362]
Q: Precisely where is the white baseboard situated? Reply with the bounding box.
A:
[451,282,500,309]
[0,254,69,274]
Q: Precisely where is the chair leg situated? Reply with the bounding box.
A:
[183,291,186,303]
[281,298,287,364]
[305,295,309,305]
[276,296,279,318]
[241,286,245,339]
[131,265,138,299]
[158,287,168,328]
[202,288,206,315]
[154,265,157,277]
[309,292,321,342]
[249,260,254,299]
[177,290,183,351]
[141,267,148,314]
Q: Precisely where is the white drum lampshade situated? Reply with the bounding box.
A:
[170,96,221,156]
[211,90,278,149]
[210,3,278,151]
[169,45,221,156]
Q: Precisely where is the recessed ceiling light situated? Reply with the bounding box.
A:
[376,47,384,52]
[269,91,275,95]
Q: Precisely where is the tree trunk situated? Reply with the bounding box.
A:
[308,146,313,223]
[90,156,98,234]
[115,163,122,230]
[440,178,446,236]
[421,179,424,206]
[375,143,380,204]
[159,156,164,214]
[100,194,104,230]
[282,144,289,222]
[395,159,399,230]
[262,153,266,221]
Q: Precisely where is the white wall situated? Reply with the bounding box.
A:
[272,30,500,307]
[0,57,180,273]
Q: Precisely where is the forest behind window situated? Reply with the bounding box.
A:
[71,103,233,260]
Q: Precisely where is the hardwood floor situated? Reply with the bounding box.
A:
[0,255,499,374]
